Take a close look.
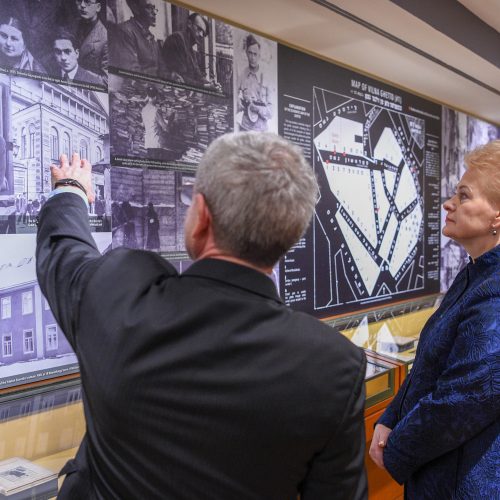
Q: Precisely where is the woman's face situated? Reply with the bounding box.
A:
[0,24,25,58]
[442,168,499,248]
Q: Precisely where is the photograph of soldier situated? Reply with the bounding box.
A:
[233,29,277,133]
[110,75,231,167]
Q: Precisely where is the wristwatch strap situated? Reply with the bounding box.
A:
[54,178,87,195]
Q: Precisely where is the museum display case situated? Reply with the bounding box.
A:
[331,293,441,377]
[325,294,442,500]
[0,380,84,499]
[364,356,396,410]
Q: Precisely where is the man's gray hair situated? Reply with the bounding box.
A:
[195,132,319,267]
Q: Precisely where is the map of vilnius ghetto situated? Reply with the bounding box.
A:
[313,87,425,310]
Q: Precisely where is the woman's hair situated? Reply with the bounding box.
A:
[195,132,319,268]
[0,15,27,47]
[465,139,500,207]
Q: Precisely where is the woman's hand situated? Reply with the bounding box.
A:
[369,423,392,469]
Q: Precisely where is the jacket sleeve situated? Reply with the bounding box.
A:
[301,349,368,500]
[383,294,500,484]
[36,192,104,349]
[113,24,141,73]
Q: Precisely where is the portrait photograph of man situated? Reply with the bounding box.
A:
[108,0,232,94]
[233,28,277,133]
[0,0,107,89]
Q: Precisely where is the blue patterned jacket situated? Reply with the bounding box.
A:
[379,245,500,499]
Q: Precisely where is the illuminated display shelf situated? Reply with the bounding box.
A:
[326,293,441,378]
[0,380,85,499]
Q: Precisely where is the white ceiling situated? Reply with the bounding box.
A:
[458,0,500,32]
[182,0,500,124]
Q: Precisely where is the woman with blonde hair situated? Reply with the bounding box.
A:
[370,140,500,498]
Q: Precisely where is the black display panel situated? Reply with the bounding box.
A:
[278,45,441,318]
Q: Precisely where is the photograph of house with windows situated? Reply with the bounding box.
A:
[0,233,111,390]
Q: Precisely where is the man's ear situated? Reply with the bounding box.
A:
[191,193,212,239]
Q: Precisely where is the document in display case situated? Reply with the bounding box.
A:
[330,294,440,375]
[0,457,57,500]
[0,379,85,500]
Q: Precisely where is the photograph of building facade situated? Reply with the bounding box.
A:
[0,234,77,388]
[8,75,110,230]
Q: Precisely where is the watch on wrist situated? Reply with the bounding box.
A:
[54,178,87,195]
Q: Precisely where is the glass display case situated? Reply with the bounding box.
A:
[364,356,396,409]
[0,380,85,499]
[327,294,441,375]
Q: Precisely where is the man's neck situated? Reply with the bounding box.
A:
[134,16,152,32]
[64,65,79,80]
[195,251,273,275]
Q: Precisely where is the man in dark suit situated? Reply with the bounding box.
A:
[111,0,162,76]
[52,29,102,85]
[75,0,108,85]
[36,132,367,499]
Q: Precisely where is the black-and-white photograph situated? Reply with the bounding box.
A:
[233,28,277,133]
[111,165,193,255]
[467,115,499,150]
[0,0,108,89]
[108,0,232,95]
[110,74,231,168]
[0,233,110,390]
[0,75,111,234]
[440,106,500,291]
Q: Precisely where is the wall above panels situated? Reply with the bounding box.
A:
[180,0,500,125]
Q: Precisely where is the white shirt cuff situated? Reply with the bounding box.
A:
[48,186,90,210]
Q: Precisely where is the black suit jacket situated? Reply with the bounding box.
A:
[36,193,367,500]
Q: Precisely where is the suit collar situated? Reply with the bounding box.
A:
[183,258,283,304]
